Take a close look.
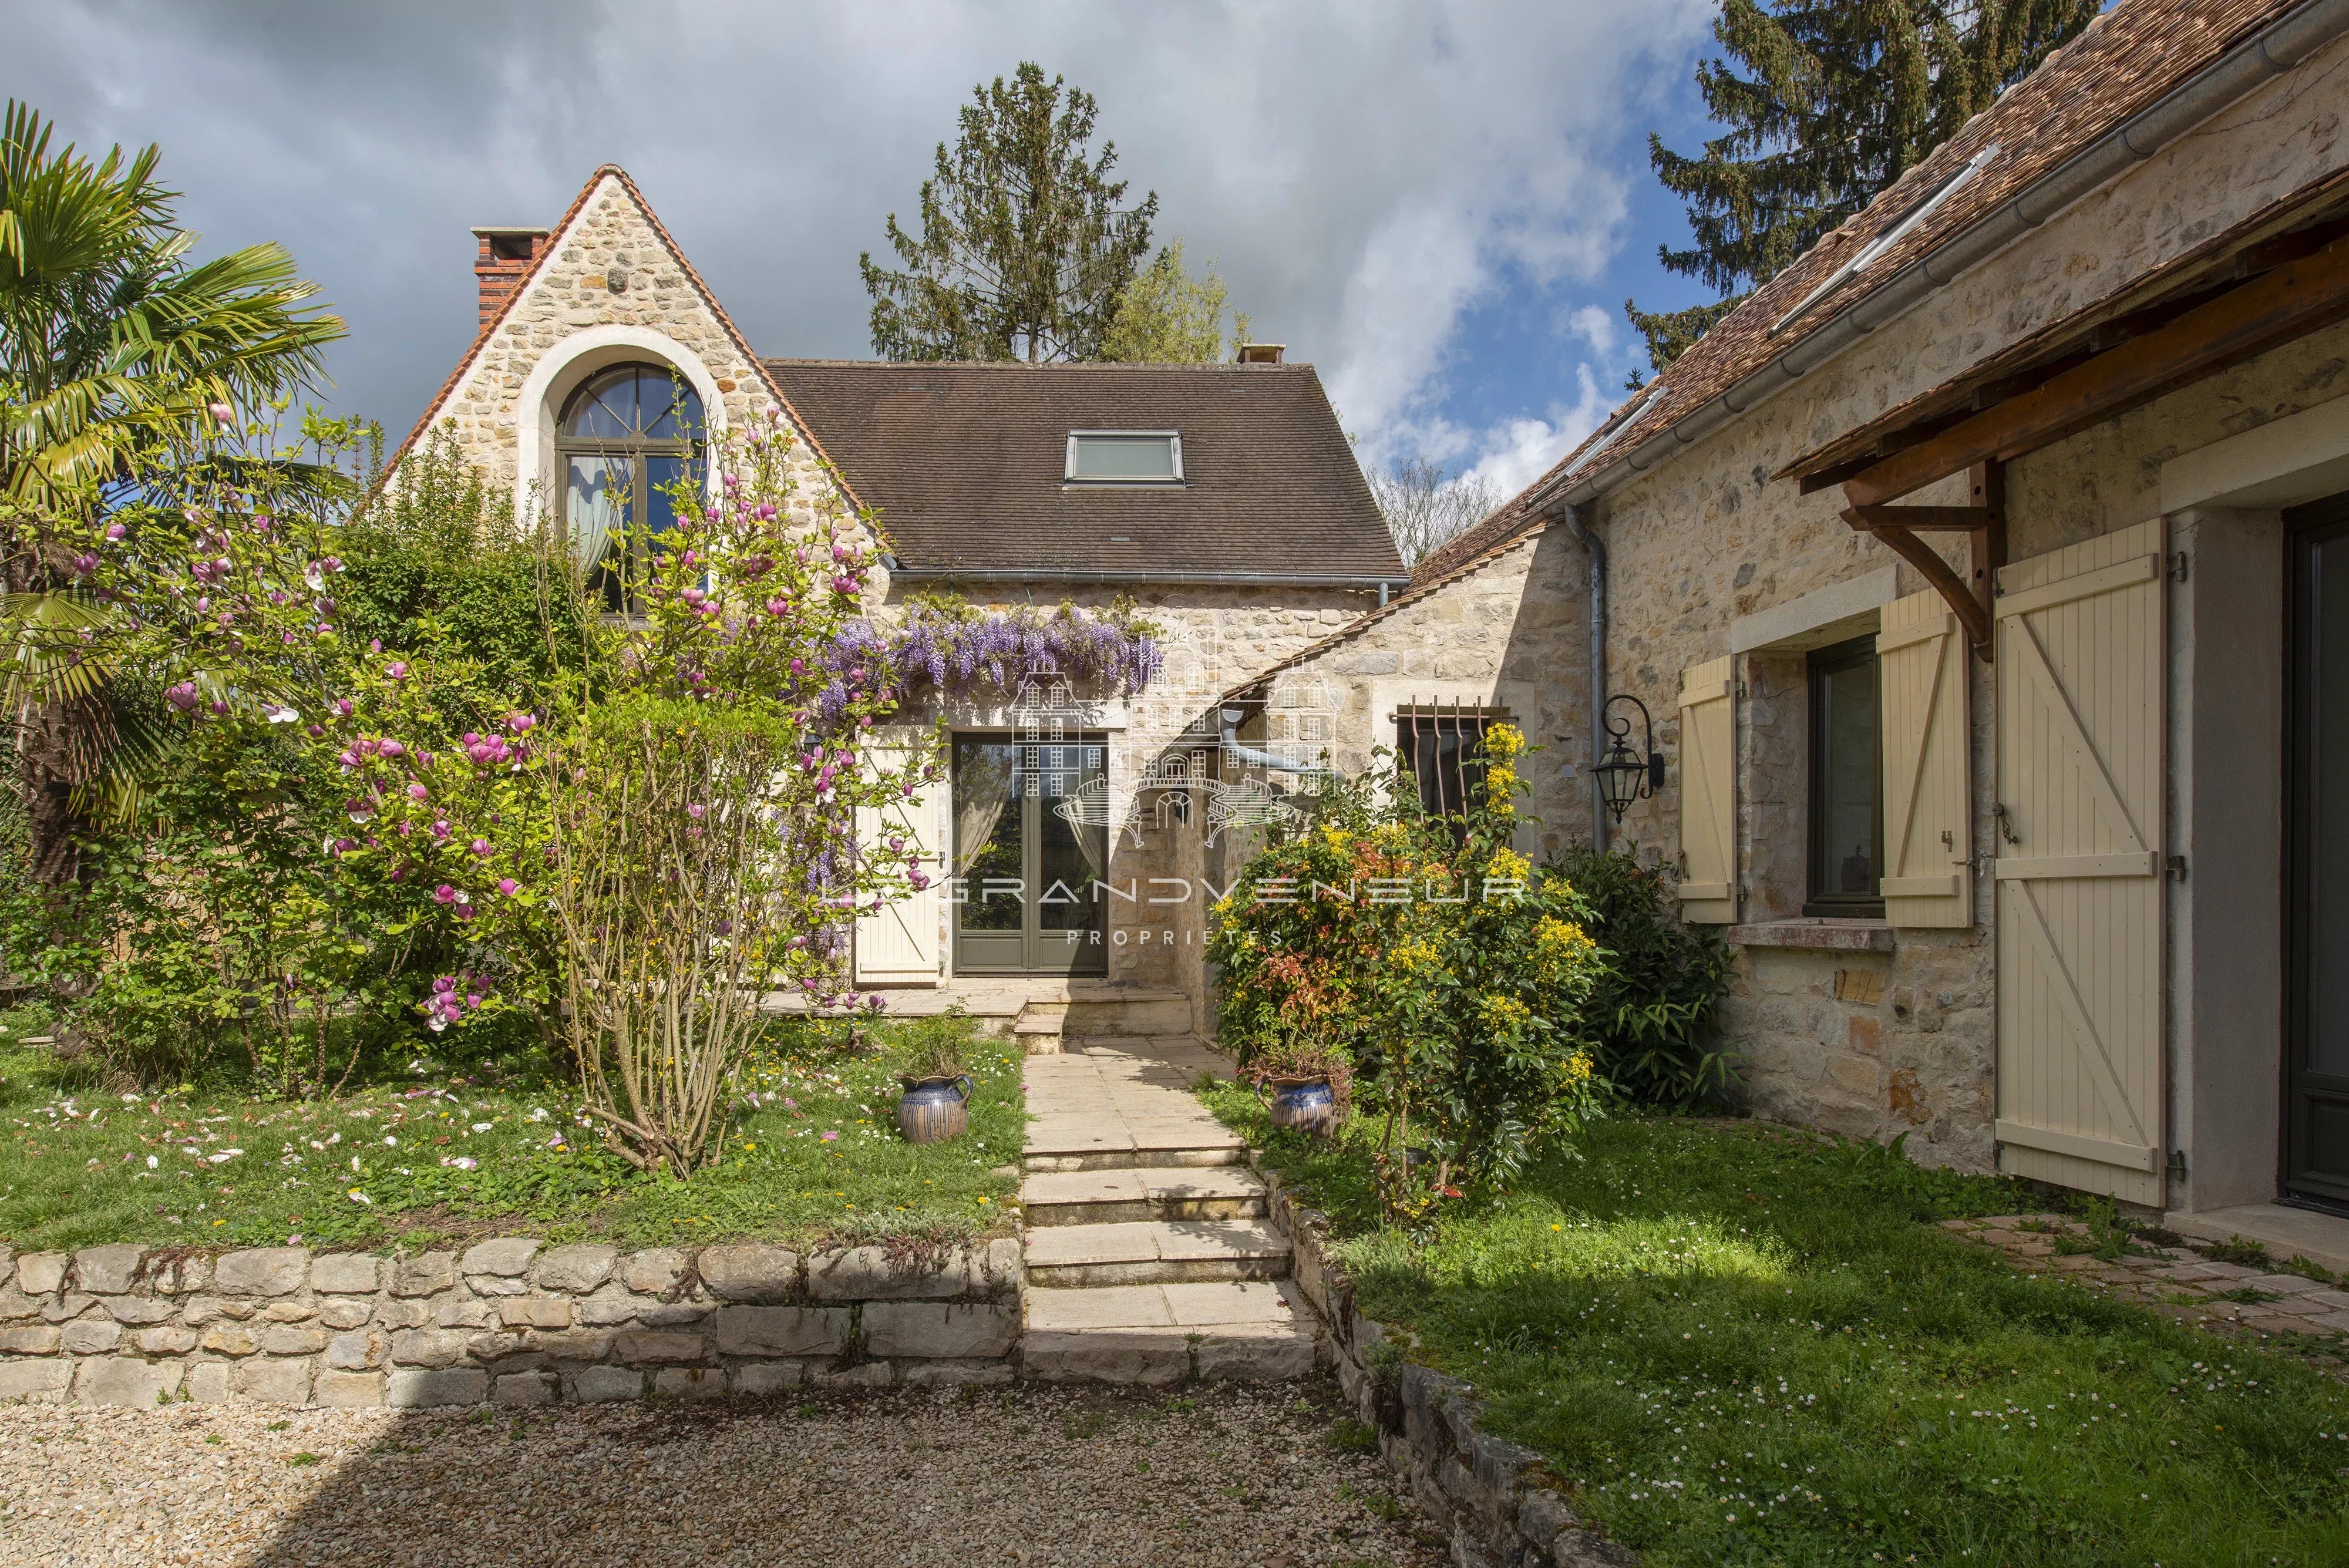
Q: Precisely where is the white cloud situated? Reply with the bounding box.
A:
[6,0,1711,482]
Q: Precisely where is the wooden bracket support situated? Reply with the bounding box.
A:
[1840,458,2005,661]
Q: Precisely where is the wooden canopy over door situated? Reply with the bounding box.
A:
[1992,518,2166,1206]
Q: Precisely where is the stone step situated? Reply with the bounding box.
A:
[1019,1280,1320,1384]
[1022,1219,1290,1288]
[1021,1121,1247,1174]
[1011,1007,1066,1057]
[1021,1165,1268,1227]
[1064,995,1192,1038]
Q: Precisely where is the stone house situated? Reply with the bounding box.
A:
[391,164,1405,1032]
[1233,0,2349,1251]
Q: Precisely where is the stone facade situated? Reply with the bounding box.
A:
[419,172,836,529]
[1298,29,2349,1200]
[0,1239,1022,1410]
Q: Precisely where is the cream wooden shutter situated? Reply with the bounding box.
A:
[854,744,942,985]
[1876,590,1973,928]
[1675,656,1738,924]
[1993,517,2165,1205]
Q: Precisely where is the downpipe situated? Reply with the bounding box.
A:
[1557,503,1609,852]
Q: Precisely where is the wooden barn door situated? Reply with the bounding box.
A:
[1993,519,2166,1205]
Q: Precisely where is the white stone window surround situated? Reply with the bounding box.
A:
[514,324,729,530]
[1727,565,1898,655]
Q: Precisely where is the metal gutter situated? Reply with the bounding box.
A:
[1527,0,2349,518]
[886,564,1406,590]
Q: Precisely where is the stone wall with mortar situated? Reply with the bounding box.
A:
[421,174,839,529]
[1227,526,1598,863]
[1545,34,2349,1177]
[0,1237,1020,1411]
[1256,1158,1635,1567]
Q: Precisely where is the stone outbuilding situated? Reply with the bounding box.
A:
[1225,0,2349,1253]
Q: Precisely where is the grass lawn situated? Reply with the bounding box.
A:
[0,1011,1021,1253]
[1206,1088,2349,1568]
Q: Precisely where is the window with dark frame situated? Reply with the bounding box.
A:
[1806,635,1883,917]
[1396,702,1496,823]
[557,364,705,614]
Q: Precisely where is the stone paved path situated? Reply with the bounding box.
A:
[1944,1213,2349,1345]
[1018,1036,1320,1384]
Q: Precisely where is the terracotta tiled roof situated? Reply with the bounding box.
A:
[763,359,1406,581]
[1465,0,2310,556]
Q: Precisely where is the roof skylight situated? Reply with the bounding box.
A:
[1066,430,1183,484]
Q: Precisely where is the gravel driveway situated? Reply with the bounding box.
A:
[1,1380,1444,1567]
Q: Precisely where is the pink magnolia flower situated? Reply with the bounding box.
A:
[433,884,458,904]
[496,878,519,896]
[103,523,126,541]
[406,783,429,802]
[384,661,408,679]
[207,402,233,424]
[470,838,491,856]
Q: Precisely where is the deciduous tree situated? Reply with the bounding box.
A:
[1101,240,1249,363]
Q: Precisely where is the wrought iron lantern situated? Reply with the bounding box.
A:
[1594,694,1665,824]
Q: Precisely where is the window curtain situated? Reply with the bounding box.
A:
[952,745,1017,877]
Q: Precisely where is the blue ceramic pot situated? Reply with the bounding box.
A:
[896,1075,972,1144]
[1261,1076,1339,1138]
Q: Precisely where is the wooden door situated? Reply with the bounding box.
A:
[854,745,942,985]
[1993,518,2166,1205]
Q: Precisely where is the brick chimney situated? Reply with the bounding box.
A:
[471,227,551,329]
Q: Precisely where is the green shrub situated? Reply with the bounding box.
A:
[1208,726,1607,1217]
[1548,845,1738,1109]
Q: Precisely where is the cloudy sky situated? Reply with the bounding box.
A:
[7,0,1728,500]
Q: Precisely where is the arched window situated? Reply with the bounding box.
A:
[557,364,705,611]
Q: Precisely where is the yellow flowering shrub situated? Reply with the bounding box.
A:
[1207,722,1608,1216]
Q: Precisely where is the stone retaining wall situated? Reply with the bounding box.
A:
[1257,1160,1636,1568]
[0,1237,1021,1411]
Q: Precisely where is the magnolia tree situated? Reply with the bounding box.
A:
[329,410,934,1173]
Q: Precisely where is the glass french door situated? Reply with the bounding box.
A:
[2289,495,2349,1204]
[951,734,1108,975]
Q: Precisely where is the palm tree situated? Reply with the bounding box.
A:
[0,101,345,883]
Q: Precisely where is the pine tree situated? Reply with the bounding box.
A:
[1627,0,2096,374]
[862,63,1159,363]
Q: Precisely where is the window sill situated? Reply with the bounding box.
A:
[1726,918,1896,953]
